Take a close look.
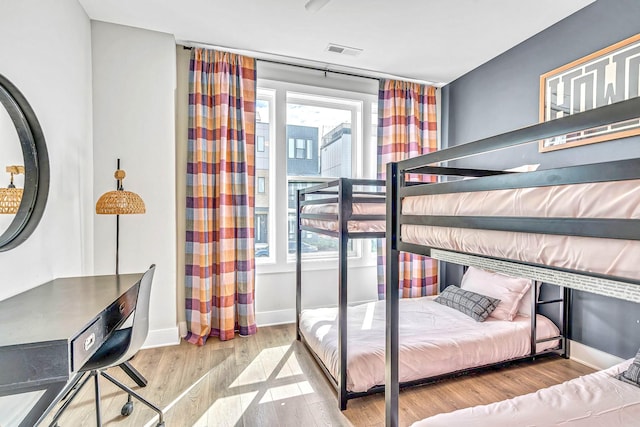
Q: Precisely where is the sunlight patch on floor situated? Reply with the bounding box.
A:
[192,391,258,427]
[230,345,293,387]
[259,381,314,404]
[276,350,303,379]
[161,370,210,413]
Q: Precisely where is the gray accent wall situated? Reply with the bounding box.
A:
[441,0,640,358]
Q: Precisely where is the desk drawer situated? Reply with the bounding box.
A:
[71,318,105,371]
[104,284,138,332]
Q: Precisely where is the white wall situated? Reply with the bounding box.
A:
[256,265,379,325]
[0,0,94,299]
[92,21,178,347]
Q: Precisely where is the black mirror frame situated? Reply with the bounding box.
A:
[0,74,49,251]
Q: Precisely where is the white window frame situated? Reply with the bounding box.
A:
[256,88,276,263]
[256,78,378,273]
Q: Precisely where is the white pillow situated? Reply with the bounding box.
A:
[518,282,542,317]
[460,267,532,321]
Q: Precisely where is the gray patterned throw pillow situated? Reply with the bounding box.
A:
[435,285,501,322]
[617,349,640,387]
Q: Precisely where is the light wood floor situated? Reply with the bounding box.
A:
[45,323,594,427]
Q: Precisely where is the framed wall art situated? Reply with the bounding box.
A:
[539,33,640,152]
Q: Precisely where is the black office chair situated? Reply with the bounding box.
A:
[49,265,164,427]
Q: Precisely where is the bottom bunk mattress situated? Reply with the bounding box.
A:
[412,359,640,427]
[298,296,559,393]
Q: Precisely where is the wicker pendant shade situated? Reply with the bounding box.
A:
[95,189,145,214]
[96,160,145,275]
[0,166,25,215]
[95,168,145,215]
[0,187,23,214]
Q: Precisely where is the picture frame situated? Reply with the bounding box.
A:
[539,33,640,152]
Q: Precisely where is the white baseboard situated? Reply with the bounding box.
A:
[569,340,624,370]
[142,326,181,349]
[256,309,295,326]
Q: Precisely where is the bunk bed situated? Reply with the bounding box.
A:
[295,178,386,409]
[412,358,640,426]
[296,184,567,410]
[384,96,640,427]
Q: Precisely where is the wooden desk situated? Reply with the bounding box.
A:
[0,273,143,427]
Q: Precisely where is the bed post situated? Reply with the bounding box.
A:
[385,163,400,427]
[338,178,352,410]
[296,188,303,341]
[562,286,571,359]
[530,280,540,358]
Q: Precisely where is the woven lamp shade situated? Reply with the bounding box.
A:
[96,190,145,215]
[0,187,23,214]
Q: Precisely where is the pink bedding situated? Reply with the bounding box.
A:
[299,296,559,393]
[412,359,640,427]
[301,201,385,232]
[402,179,640,280]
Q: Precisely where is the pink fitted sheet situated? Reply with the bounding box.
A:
[402,179,640,280]
[299,296,559,393]
[412,359,640,427]
[301,201,386,232]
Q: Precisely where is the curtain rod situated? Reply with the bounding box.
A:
[178,42,440,86]
[258,57,379,82]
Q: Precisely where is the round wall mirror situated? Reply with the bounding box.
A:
[0,74,49,251]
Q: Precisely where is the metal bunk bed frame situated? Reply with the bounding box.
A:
[384,96,640,426]
[295,182,571,410]
[295,178,385,409]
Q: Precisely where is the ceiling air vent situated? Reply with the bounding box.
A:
[326,44,363,56]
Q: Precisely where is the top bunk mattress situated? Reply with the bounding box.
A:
[412,358,640,427]
[299,296,559,392]
[301,201,386,233]
[402,178,640,280]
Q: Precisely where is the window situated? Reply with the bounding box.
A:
[286,93,361,258]
[288,138,295,158]
[256,214,268,243]
[255,77,377,267]
[255,89,274,260]
[295,139,305,159]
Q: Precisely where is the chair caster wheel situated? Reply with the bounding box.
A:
[121,401,134,416]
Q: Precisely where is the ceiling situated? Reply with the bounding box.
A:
[78,0,595,85]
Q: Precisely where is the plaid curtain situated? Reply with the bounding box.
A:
[185,48,257,344]
[377,79,438,299]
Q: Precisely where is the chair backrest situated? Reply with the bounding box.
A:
[115,264,156,365]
